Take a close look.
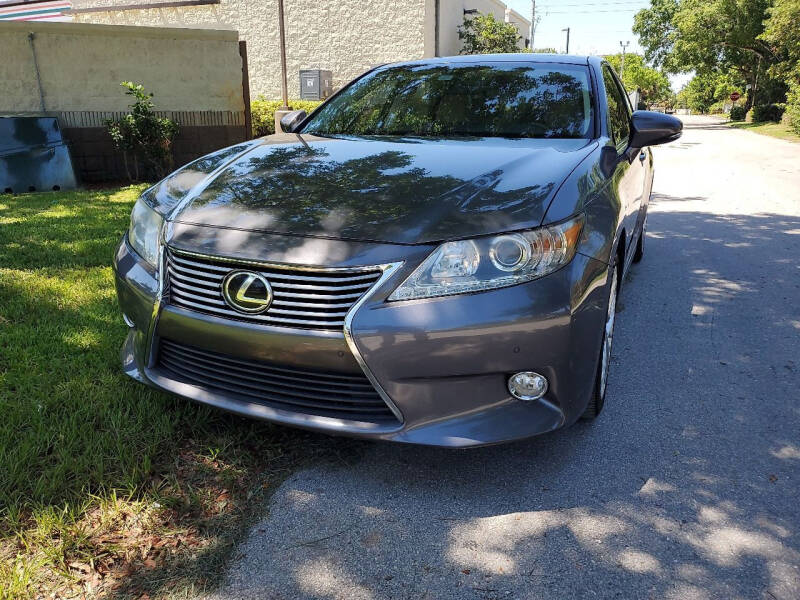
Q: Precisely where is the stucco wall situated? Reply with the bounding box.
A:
[71,0,431,99]
[505,7,530,47]
[0,20,243,112]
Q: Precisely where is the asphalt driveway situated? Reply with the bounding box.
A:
[204,115,800,600]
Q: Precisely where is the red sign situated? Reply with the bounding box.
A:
[730,92,741,101]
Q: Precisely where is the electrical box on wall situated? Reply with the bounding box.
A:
[299,69,333,100]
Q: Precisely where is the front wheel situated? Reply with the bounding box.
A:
[582,263,619,420]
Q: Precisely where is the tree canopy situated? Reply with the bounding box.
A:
[633,0,797,111]
[760,0,800,128]
[675,70,744,112]
[604,52,672,106]
[458,13,522,55]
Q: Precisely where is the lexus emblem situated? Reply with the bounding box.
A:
[222,270,273,314]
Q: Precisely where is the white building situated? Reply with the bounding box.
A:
[63,0,531,99]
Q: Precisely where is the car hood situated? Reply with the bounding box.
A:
[156,134,596,245]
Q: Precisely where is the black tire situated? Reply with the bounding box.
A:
[582,262,619,420]
[633,214,646,263]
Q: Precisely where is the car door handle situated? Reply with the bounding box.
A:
[639,151,646,162]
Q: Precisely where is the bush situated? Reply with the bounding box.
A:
[785,103,800,134]
[106,82,179,181]
[458,12,521,54]
[251,98,324,137]
[729,105,747,121]
[751,103,786,123]
[783,86,800,134]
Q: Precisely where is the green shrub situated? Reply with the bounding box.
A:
[729,105,747,121]
[785,104,800,134]
[784,82,800,134]
[751,103,786,123]
[458,12,521,54]
[251,98,324,137]
[106,82,179,181]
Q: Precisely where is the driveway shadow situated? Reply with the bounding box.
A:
[158,206,800,600]
[681,123,732,131]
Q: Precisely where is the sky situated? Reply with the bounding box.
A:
[504,0,692,90]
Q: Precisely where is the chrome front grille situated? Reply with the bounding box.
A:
[157,339,397,423]
[165,248,383,331]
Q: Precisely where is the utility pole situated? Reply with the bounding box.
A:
[619,40,630,79]
[562,27,570,54]
[530,0,535,49]
[277,0,289,111]
[275,0,291,132]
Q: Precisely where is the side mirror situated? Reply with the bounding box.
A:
[629,110,682,148]
[279,109,307,133]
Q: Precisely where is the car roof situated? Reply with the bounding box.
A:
[380,54,592,69]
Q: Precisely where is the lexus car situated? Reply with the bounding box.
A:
[113,54,682,447]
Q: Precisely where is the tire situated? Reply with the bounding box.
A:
[633,213,646,263]
[582,262,619,420]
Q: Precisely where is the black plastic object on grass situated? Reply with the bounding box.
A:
[0,116,78,194]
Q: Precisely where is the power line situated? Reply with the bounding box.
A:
[573,32,640,37]
[541,8,643,13]
[538,1,648,6]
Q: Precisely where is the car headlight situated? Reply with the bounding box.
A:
[128,198,164,268]
[388,215,584,301]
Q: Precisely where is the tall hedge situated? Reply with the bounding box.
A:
[251,99,324,137]
[751,103,786,123]
[785,79,800,134]
[729,105,747,121]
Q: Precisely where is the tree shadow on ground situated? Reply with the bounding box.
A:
[679,120,731,131]
[155,207,800,600]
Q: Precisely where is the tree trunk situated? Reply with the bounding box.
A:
[122,151,132,183]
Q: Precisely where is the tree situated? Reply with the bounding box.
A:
[679,76,715,113]
[760,0,800,80]
[632,0,680,70]
[760,0,800,131]
[604,52,672,106]
[677,71,741,113]
[633,0,780,109]
[458,13,521,54]
[106,82,179,181]
[675,70,746,113]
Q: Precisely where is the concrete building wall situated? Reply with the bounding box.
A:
[505,7,530,47]
[70,0,529,99]
[437,0,465,57]
[71,0,431,99]
[0,20,248,182]
[472,0,509,20]
[0,20,243,112]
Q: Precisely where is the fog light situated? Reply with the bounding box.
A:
[508,371,548,401]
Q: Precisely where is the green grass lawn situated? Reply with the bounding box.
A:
[0,187,355,599]
[727,120,800,143]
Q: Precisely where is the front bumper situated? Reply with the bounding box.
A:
[113,228,610,447]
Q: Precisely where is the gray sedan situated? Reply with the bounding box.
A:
[113,54,681,446]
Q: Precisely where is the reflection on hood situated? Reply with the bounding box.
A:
[156,135,595,244]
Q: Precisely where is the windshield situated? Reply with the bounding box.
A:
[301,62,594,139]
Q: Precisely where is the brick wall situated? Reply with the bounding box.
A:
[63,121,246,183]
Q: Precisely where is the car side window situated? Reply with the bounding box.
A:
[602,65,630,151]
